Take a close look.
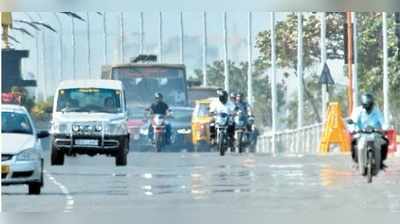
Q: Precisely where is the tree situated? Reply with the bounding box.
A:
[255,12,400,128]
[192,60,287,127]
[255,13,346,127]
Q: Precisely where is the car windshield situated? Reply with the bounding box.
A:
[112,67,187,106]
[1,111,33,135]
[173,109,192,123]
[56,88,122,113]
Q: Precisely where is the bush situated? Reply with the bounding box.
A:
[31,97,53,121]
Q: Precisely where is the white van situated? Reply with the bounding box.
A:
[50,80,129,166]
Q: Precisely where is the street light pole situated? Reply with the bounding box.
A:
[271,12,277,156]
[202,11,208,87]
[54,13,63,82]
[139,12,144,54]
[297,12,304,128]
[103,12,108,65]
[72,16,76,79]
[87,12,92,78]
[382,12,390,124]
[346,11,354,116]
[223,12,229,92]
[120,12,125,63]
[159,12,163,63]
[320,12,327,121]
[247,12,253,107]
[352,12,358,110]
[37,13,47,100]
[179,12,184,64]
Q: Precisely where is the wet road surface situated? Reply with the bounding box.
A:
[3,151,400,214]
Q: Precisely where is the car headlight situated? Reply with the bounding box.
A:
[104,120,128,135]
[51,122,70,134]
[15,149,40,161]
[177,128,191,134]
[72,124,80,132]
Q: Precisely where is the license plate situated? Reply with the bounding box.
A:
[1,165,9,174]
[75,139,98,146]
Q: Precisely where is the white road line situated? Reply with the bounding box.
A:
[44,170,74,212]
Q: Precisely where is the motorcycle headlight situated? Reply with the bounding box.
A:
[140,127,149,135]
[177,128,191,134]
[152,116,165,126]
[104,120,128,135]
[51,122,70,134]
[15,149,40,161]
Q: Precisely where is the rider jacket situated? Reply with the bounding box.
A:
[150,101,169,115]
[350,106,387,131]
[209,99,236,115]
[235,101,252,116]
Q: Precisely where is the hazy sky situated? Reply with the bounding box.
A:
[8,12,346,98]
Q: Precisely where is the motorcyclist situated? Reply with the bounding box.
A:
[147,92,172,144]
[209,89,236,143]
[235,92,254,133]
[229,92,237,104]
[349,93,389,169]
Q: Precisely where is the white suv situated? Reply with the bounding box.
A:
[50,80,129,166]
[1,104,49,194]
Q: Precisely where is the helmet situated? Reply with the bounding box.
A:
[236,92,244,102]
[217,89,228,104]
[154,92,163,100]
[360,93,374,113]
[229,92,236,100]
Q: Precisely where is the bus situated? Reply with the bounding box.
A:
[101,56,189,148]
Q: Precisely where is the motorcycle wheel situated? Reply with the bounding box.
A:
[218,132,225,156]
[367,151,373,183]
[155,134,163,153]
[236,131,243,153]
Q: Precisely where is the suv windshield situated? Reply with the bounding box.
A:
[56,88,122,113]
[112,67,187,106]
[1,112,33,135]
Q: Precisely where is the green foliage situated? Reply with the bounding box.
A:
[192,60,287,127]
[255,12,400,128]
[31,97,53,121]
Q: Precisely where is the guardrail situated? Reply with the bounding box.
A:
[256,123,324,155]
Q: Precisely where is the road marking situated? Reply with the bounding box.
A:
[44,170,74,212]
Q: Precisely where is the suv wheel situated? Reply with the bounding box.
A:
[115,138,128,166]
[51,145,64,166]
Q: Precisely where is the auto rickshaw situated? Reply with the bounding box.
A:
[191,98,218,152]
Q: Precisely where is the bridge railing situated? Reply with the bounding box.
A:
[256,123,324,155]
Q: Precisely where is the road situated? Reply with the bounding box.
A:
[3,149,400,214]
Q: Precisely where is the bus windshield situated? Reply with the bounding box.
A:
[112,67,187,107]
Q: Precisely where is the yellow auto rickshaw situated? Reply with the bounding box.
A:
[191,98,218,152]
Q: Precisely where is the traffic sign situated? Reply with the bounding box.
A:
[319,63,335,86]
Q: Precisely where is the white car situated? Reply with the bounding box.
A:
[50,80,129,166]
[1,104,49,194]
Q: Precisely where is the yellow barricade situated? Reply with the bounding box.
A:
[320,102,351,154]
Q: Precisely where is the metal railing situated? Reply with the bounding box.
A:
[256,123,323,155]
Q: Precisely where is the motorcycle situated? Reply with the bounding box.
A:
[354,128,384,183]
[214,112,232,156]
[151,114,167,152]
[145,108,171,152]
[233,110,248,153]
